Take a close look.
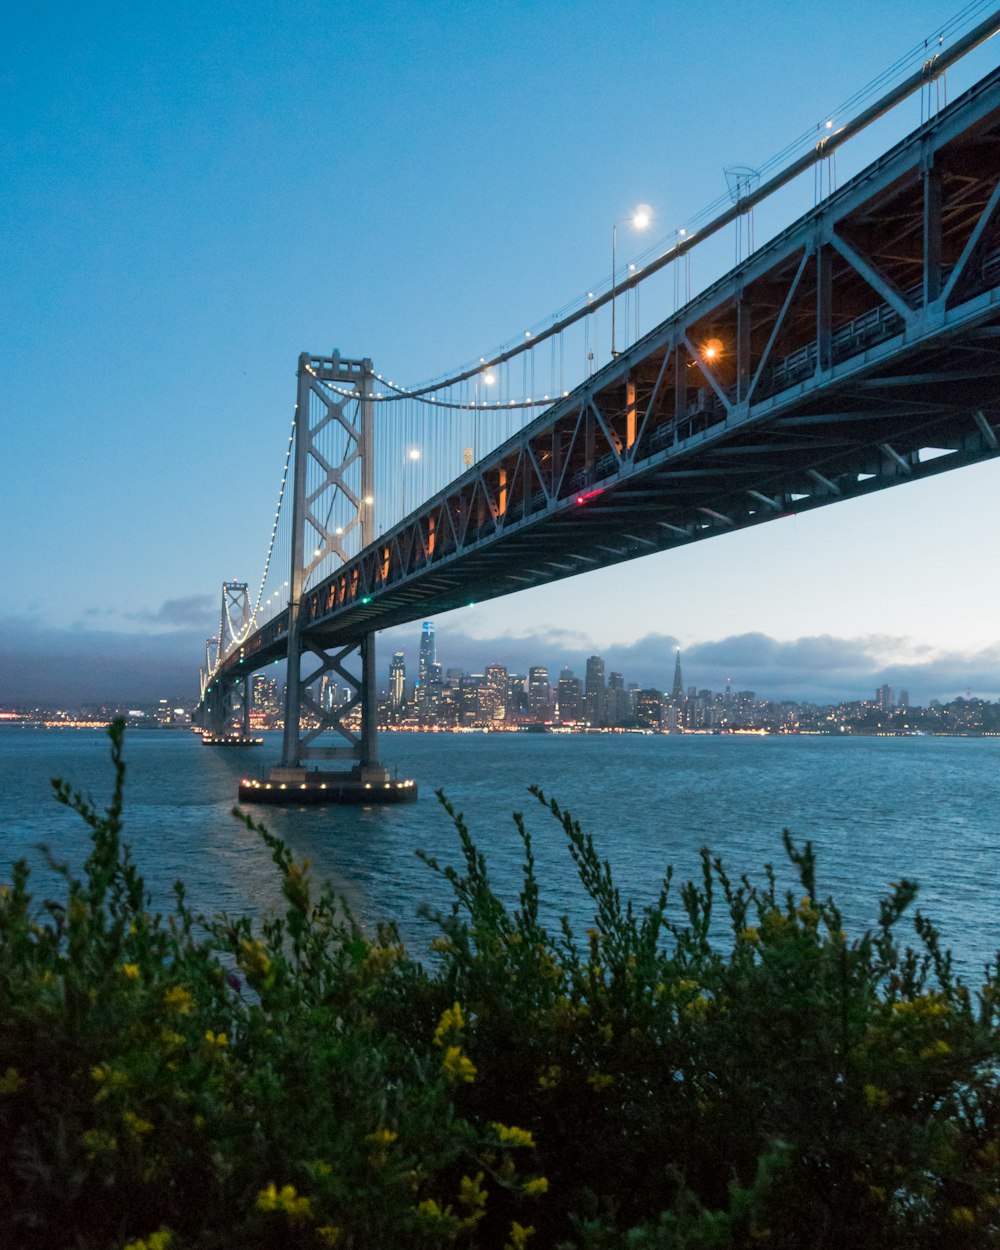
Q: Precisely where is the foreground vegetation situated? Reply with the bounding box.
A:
[3,723,1000,1248]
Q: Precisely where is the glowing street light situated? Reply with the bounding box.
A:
[701,337,724,363]
[612,205,653,358]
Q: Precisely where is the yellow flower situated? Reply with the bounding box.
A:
[739,926,760,944]
[506,1221,535,1250]
[683,994,710,1019]
[256,1182,312,1219]
[892,993,949,1018]
[316,1227,342,1247]
[919,1039,951,1060]
[120,963,141,980]
[237,938,272,981]
[951,1206,975,1228]
[441,1045,477,1083]
[587,1071,614,1092]
[163,985,193,1016]
[160,1029,184,1051]
[491,1122,535,1148]
[203,1030,229,1051]
[864,1084,890,1108]
[123,1231,173,1250]
[363,942,405,973]
[433,1001,466,1046]
[0,1067,23,1096]
[459,1171,488,1213]
[123,1111,154,1138]
[366,1127,398,1145]
[257,1182,279,1212]
[538,1064,561,1090]
[81,1128,118,1154]
[417,1198,449,1220]
[523,1176,549,1196]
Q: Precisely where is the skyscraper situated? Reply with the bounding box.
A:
[606,671,628,727]
[671,648,684,700]
[389,651,406,724]
[528,666,550,720]
[418,621,435,686]
[557,667,582,723]
[585,655,606,726]
[482,664,508,724]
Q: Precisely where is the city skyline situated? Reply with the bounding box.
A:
[5,4,1000,705]
[6,613,1000,712]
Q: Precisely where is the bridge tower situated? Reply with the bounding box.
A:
[251,352,414,803]
[203,582,255,740]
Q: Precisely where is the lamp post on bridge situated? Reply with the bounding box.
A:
[611,205,653,358]
[404,446,420,521]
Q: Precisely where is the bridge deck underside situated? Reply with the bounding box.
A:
[224,66,1000,685]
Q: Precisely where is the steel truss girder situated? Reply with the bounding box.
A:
[208,66,1000,683]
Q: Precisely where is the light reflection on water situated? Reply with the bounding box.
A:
[1,728,998,974]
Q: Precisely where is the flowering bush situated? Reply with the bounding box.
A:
[2,721,1000,1248]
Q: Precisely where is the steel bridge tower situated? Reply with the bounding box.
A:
[203,582,254,739]
[261,352,414,802]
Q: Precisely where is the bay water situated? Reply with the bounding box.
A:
[1,728,997,976]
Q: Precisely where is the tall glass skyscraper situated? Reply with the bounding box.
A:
[418,621,435,686]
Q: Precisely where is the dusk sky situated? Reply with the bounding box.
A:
[5,1,1000,706]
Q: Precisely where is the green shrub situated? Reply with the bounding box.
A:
[2,721,999,1248]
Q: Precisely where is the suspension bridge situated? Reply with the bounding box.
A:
[198,14,1000,803]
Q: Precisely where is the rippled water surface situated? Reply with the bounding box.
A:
[2,728,998,973]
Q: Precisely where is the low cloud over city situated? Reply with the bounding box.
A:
[382,624,1000,708]
[3,611,1000,708]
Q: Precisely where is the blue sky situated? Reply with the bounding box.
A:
[4,1,1000,705]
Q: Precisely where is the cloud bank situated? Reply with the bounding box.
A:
[2,611,998,707]
[380,623,1000,706]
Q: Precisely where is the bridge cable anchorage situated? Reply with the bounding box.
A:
[366,4,1000,403]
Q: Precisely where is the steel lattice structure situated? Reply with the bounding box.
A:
[202,59,1000,772]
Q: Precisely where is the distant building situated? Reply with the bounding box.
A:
[876,683,894,712]
[635,688,664,729]
[389,651,406,724]
[557,667,582,723]
[585,655,606,726]
[606,671,629,727]
[417,621,435,716]
[671,649,684,701]
[528,666,550,720]
[482,664,508,724]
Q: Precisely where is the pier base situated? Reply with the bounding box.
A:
[239,764,417,806]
